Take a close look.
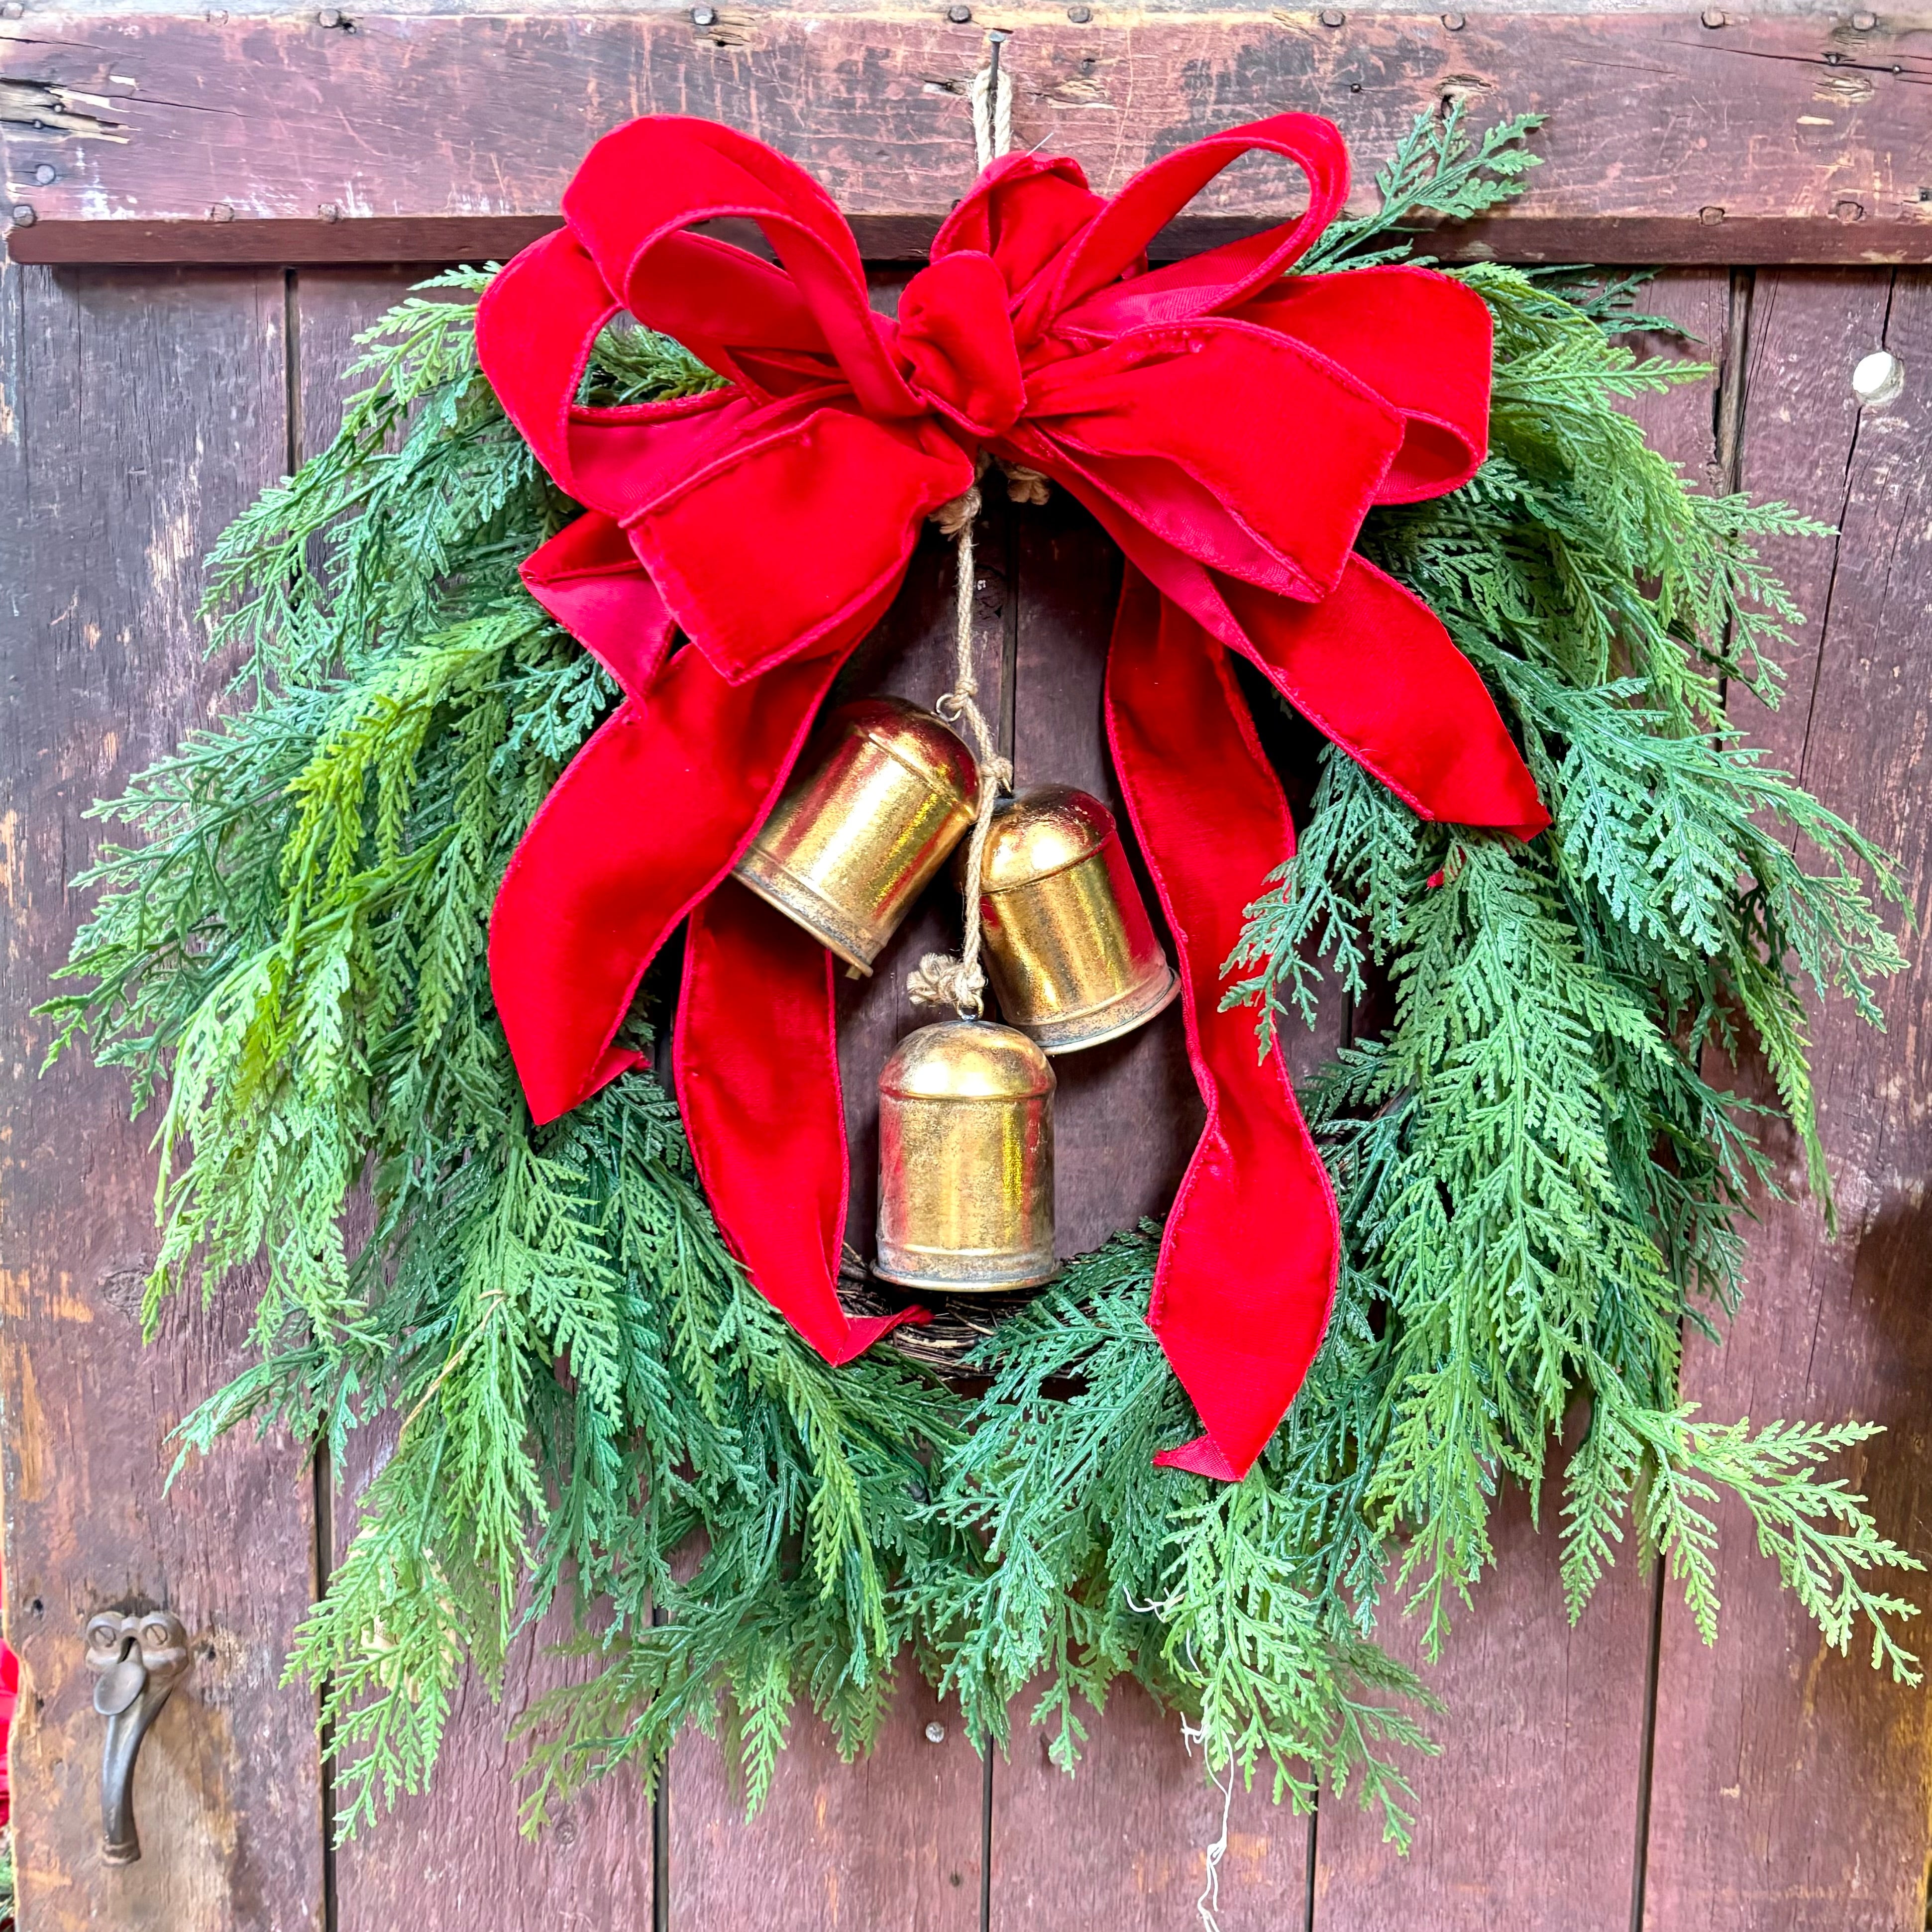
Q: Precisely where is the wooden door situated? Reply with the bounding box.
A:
[3,13,1930,1930]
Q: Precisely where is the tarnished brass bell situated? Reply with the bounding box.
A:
[874,1021,1058,1293]
[733,697,978,973]
[970,785,1179,1053]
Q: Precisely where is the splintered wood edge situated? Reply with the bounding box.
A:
[3,8,1932,267]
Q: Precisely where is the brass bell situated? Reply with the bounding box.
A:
[970,785,1179,1053]
[874,1020,1058,1292]
[734,696,977,974]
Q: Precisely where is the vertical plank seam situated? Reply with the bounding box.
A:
[980,1740,994,1932]
[999,490,1020,769]
[1629,264,1759,1932]
[654,1600,672,1932]
[290,261,344,1932]
[1792,269,1896,800]
[1302,1799,1318,1932]
[1626,1560,1668,1932]
[982,480,1016,1932]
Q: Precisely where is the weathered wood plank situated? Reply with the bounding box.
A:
[1310,269,1733,1932]
[669,1678,985,1931]
[5,10,1932,268]
[286,264,664,1931]
[831,497,1013,1263]
[0,263,324,1930]
[669,294,1001,1916]
[1642,266,1932,1932]
[992,1678,1311,1931]
[1010,489,1203,1254]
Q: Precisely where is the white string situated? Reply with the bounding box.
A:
[1181,1719,1235,1932]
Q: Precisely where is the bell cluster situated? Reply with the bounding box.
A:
[732,696,1178,1297]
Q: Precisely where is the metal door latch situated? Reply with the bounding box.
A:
[83,1610,192,1865]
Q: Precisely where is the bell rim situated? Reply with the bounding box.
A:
[869,1256,1063,1293]
[1026,963,1182,1056]
[728,863,879,975]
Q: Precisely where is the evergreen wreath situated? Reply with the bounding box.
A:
[47,109,1922,1852]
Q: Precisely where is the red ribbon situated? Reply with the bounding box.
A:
[475,112,1548,1481]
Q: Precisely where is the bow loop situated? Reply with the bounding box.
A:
[1018,113,1351,345]
[566,117,916,417]
[895,251,1028,436]
[932,151,1105,328]
[1021,318,1406,602]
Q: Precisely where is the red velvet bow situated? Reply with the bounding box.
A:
[475,112,1547,1482]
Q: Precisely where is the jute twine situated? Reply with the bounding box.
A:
[906,43,1050,1018]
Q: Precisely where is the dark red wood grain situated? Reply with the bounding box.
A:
[1011,490,1205,1255]
[992,1679,1312,1931]
[4,10,1932,269]
[286,265,664,1932]
[669,1678,985,1931]
[1310,270,1736,1932]
[1642,267,1932,1932]
[0,262,325,1931]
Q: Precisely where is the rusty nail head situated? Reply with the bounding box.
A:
[9,204,34,225]
[1320,6,1346,22]
[947,2,971,17]
[1834,199,1866,221]
[1699,205,1724,224]
[1441,9,1466,24]
[33,162,55,185]
[1851,7,1878,23]
[1068,2,1091,16]
[691,4,716,21]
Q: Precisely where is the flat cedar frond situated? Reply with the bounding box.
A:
[44,108,1920,1859]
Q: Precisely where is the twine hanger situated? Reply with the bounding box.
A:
[906,35,1043,1020]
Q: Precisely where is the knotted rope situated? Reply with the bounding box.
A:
[908,42,1026,1019]
[908,470,1012,1016]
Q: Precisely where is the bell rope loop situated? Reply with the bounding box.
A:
[911,472,1013,1019]
[905,36,1025,1023]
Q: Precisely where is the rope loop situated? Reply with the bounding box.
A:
[908,43,1020,1022]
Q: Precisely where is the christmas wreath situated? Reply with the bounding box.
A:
[48,107,1920,1854]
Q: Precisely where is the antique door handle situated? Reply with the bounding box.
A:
[83,1610,192,1865]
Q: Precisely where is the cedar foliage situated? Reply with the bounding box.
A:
[46,110,1920,1848]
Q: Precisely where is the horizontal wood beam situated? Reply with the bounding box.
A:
[3,7,1931,269]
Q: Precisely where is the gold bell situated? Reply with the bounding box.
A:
[971,785,1180,1053]
[734,696,977,973]
[874,1021,1058,1292]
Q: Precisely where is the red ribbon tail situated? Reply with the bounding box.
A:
[1152,1435,1245,1481]
[1107,569,1340,1484]
[834,1303,933,1364]
[1224,554,1549,839]
[677,883,927,1366]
